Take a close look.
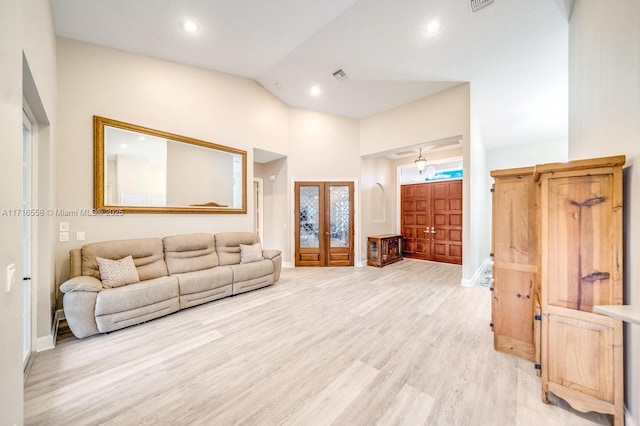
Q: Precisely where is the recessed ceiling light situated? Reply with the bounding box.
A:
[183,20,199,34]
[310,85,321,96]
[426,20,440,35]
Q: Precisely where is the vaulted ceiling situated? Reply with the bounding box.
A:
[51,0,573,149]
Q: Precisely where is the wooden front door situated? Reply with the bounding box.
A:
[295,182,354,267]
[401,184,432,260]
[401,180,462,265]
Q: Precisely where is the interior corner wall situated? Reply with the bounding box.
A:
[569,0,640,423]
[469,110,489,277]
[360,156,397,264]
[23,0,58,348]
[55,38,289,293]
[254,158,289,260]
[360,84,474,279]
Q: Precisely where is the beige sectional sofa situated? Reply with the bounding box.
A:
[60,232,282,338]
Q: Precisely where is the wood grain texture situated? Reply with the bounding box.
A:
[539,159,624,425]
[25,261,610,425]
[491,168,539,362]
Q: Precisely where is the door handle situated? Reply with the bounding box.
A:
[431,227,436,234]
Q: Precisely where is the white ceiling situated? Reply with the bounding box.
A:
[51,0,573,149]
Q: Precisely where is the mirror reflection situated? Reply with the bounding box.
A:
[94,116,246,213]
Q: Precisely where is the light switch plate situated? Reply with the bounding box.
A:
[76,231,85,241]
[59,222,69,232]
[6,263,16,292]
[59,232,69,242]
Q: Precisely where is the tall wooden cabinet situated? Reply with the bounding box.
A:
[490,167,539,363]
[535,156,624,425]
[491,156,625,425]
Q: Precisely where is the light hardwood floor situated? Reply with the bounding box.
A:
[24,260,611,425]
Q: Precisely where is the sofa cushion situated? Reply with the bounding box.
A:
[240,242,264,264]
[163,233,219,274]
[229,259,274,283]
[215,232,260,265]
[82,238,168,281]
[96,255,140,288]
[94,275,178,316]
[172,266,233,295]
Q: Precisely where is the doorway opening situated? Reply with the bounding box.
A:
[22,108,34,368]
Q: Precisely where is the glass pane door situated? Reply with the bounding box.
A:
[329,185,350,248]
[299,186,320,248]
[294,181,353,267]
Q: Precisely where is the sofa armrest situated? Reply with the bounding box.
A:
[262,250,282,282]
[60,276,102,293]
[262,249,282,260]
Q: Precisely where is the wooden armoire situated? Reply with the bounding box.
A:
[491,156,625,425]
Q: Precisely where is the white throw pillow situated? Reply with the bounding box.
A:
[96,255,140,288]
[239,242,264,264]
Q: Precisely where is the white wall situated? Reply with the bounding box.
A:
[0,0,57,423]
[469,110,488,280]
[288,108,361,178]
[569,1,640,424]
[254,158,288,258]
[288,108,361,264]
[360,156,397,264]
[486,138,568,173]
[55,37,289,293]
[360,84,476,279]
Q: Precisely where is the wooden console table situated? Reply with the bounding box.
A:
[367,234,403,267]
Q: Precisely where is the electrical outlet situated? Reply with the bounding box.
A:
[76,231,85,241]
[59,232,69,242]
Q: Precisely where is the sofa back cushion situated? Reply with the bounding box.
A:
[163,233,219,274]
[81,238,168,281]
[215,232,260,265]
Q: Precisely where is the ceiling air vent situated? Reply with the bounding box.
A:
[470,0,494,13]
[332,69,349,81]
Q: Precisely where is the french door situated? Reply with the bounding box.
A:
[294,182,354,266]
[401,180,462,265]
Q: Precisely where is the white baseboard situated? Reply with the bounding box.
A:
[461,258,492,287]
[36,309,64,352]
[355,260,366,267]
[36,335,55,351]
[282,261,294,268]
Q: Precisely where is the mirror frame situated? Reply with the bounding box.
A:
[94,116,247,214]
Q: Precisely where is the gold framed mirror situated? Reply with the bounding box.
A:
[94,116,247,214]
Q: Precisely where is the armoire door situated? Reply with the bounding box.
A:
[401,180,462,265]
[490,167,538,362]
[295,182,354,267]
[537,156,624,425]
